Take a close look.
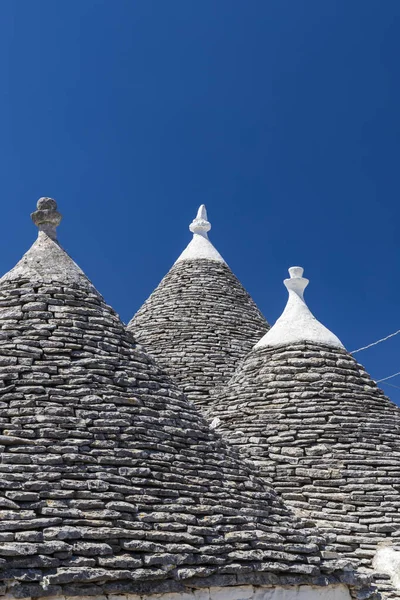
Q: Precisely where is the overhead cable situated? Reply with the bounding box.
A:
[376,370,400,384]
[351,328,400,354]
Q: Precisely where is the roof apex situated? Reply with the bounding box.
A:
[175,204,226,264]
[255,266,344,350]
[1,198,95,292]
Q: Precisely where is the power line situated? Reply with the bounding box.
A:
[376,370,400,384]
[349,328,400,389]
[381,381,400,391]
[351,328,400,354]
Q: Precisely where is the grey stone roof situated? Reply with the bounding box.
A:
[128,207,269,408]
[207,341,400,599]
[0,200,372,599]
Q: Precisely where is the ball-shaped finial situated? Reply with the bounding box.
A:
[31,197,62,240]
[37,197,58,211]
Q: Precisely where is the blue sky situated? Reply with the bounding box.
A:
[0,1,399,402]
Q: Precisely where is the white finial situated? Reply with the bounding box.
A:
[198,204,207,219]
[285,266,309,298]
[189,204,211,236]
[288,266,304,279]
[255,266,344,350]
[175,205,225,264]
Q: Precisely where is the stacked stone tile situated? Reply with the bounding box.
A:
[128,205,269,408]
[0,200,373,600]
[208,267,400,599]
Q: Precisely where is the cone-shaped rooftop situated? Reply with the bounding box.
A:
[208,267,400,598]
[128,205,269,408]
[0,203,369,599]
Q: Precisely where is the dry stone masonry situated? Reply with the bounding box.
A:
[128,206,269,409]
[207,268,400,599]
[0,201,373,600]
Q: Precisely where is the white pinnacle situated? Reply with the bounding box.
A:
[189,204,211,235]
[175,204,226,264]
[255,266,344,350]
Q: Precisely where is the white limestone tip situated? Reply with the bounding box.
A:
[175,205,226,264]
[255,266,345,350]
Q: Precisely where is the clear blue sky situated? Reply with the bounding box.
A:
[0,1,399,403]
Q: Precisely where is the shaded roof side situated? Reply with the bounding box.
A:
[0,203,359,597]
[207,342,400,598]
[128,259,269,408]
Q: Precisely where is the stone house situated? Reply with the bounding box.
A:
[131,208,400,598]
[0,200,375,600]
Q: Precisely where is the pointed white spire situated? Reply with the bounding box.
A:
[255,266,344,350]
[189,204,211,235]
[175,205,226,264]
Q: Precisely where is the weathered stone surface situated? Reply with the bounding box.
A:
[0,202,372,598]
[208,341,400,599]
[128,259,268,408]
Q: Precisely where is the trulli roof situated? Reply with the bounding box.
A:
[0,201,372,599]
[128,205,269,408]
[208,267,400,599]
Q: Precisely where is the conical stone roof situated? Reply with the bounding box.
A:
[128,206,269,408]
[208,267,400,599]
[0,201,371,599]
